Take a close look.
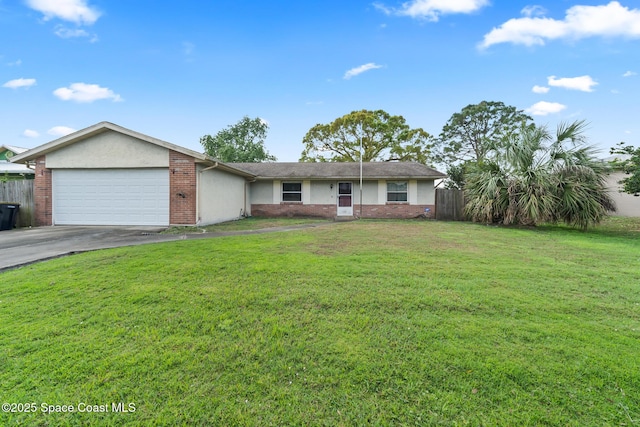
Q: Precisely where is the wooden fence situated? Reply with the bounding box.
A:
[435,188,466,221]
[0,180,34,227]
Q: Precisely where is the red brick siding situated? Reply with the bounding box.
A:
[251,203,435,219]
[360,203,434,219]
[169,150,197,225]
[251,203,336,218]
[34,156,52,226]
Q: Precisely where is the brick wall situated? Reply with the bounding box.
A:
[169,150,197,225]
[34,156,52,226]
[251,203,435,219]
[361,203,435,219]
[251,203,336,218]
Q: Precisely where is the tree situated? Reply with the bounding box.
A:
[300,109,434,163]
[609,142,640,195]
[200,116,276,162]
[464,120,615,230]
[435,101,534,165]
[443,161,474,190]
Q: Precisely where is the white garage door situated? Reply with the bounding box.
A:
[53,169,170,226]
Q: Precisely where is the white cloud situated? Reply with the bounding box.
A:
[623,70,637,77]
[521,5,547,18]
[375,0,489,21]
[532,85,550,94]
[54,26,98,41]
[344,63,383,79]
[25,0,101,25]
[55,27,88,37]
[53,83,122,103]
[8,59,22,66]
[48,126,77,137]
[526,101,567,116]
[547,75,598,92]
[23,129,40,138]
[3,78,36,89]
[479,1,640,49]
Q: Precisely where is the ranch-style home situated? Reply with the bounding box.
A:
[10,122,445,227]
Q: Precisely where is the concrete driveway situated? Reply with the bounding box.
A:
[0,226,183,271]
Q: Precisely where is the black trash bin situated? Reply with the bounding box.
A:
[0,202,20,231]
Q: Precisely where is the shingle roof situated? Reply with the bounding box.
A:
[228,162,446,180]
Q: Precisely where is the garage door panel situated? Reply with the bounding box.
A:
[53,169,169,225]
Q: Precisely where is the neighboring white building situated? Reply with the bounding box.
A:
[606,172,639,217]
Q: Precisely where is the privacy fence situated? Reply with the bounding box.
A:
[435,188,466,221]
[0,180,34,227]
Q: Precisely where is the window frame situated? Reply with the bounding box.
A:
[386,181,408,203]
[282,182,303,202]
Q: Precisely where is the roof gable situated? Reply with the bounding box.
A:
[10,122,210,164]
[9,122,255,178]
[0,145,28,162]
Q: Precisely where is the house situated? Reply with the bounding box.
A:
[230,162,444,219]
[10,122,445,227]
[1,145,34,179]
[9,122,254,226]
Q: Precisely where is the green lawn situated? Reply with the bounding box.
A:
[1,218,639,426]
[163,216,331,234]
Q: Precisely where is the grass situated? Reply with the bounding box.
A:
[1,217,639,426]
[163,216,331,234]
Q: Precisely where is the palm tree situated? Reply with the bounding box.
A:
[464,120,615,229]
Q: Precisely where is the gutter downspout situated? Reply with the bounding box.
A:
[200,162,220,173]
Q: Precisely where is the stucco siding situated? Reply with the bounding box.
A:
[46,131,169,169]
[250,179,437,207]
[302,180,311,204]
[417,180,436,204]
[310,181,335,204]
[198,166,247,224]
[361,181,379,204]
[250,181,274,204]
[244,182,252,216]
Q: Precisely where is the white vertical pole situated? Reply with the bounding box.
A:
[359,136,363,218]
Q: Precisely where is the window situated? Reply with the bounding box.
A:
[282,182,302,202]
[387,181,408,202]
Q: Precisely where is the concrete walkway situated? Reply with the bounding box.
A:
[0,223,333,271]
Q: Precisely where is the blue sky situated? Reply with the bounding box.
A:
[1,0,639,162]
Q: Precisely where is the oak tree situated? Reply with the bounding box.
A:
[200,116,276,162]
[435,101,533,165]
[300,109,434,163]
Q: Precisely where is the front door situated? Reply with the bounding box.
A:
[337,182,353,216]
